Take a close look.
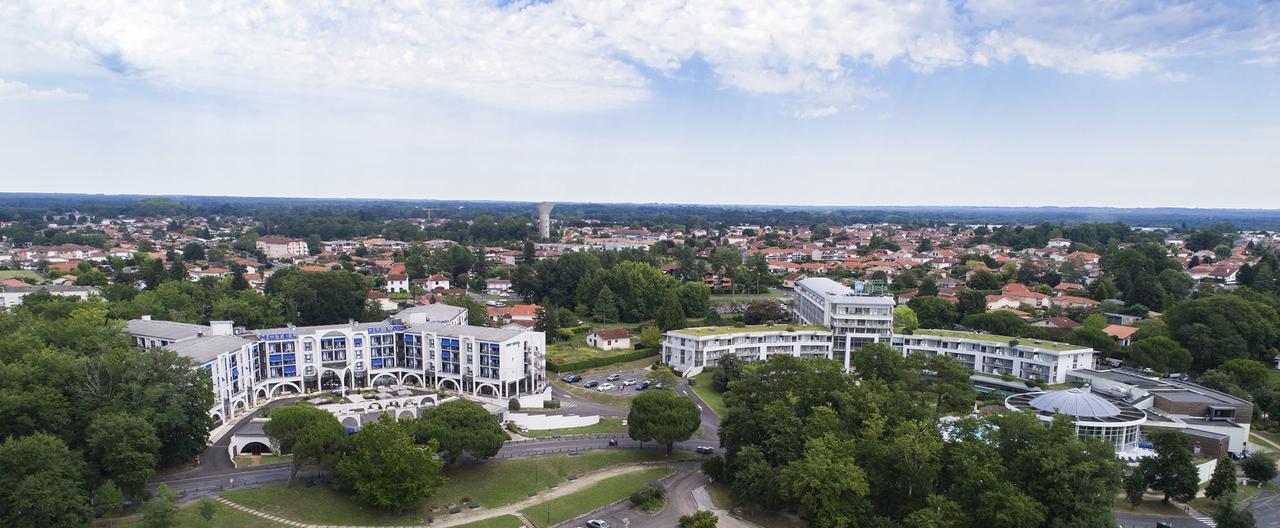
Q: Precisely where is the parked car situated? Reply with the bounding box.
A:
[597,383,615,391]
[621,378,637,387]
[606,373,622,382]
[696,445,715,455]
[584,380,600,388]
[636,380,650,390]
[651,382,665,389]
[586,521,611,528]
[560,374,582,383]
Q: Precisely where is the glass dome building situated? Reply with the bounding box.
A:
[1005,386,1147,452]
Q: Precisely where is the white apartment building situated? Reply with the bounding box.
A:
[891,330,1095,384]
[0,284,100,309]
[125,304,546,426]
[792,277,895,368]
[255,236,309,259]
[662,325,834,375]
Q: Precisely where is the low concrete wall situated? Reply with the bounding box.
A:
[1197,458,1218,484]
[506,412,599,430]
[517,387,553,409]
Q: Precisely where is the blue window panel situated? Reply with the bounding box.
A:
[283,354,296,362]
[371,359,383,368]
[231,367,239,377]
[283,366,297,376]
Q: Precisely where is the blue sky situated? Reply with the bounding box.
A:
[1,1,1277,208]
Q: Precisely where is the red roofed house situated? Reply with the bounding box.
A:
[1102,324,1140,346]
[586,328,632,351]
[426,274,450,290]
[1052,295,1100,310]
[511,304,542,324]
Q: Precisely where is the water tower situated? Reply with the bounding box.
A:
[535,202,555,240]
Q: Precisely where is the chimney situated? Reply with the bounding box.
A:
[209,320,234,336]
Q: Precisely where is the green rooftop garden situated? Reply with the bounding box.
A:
[670,324,829,337]
[910,329,1087,352]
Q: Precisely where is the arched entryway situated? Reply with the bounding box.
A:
[240,441,272,455]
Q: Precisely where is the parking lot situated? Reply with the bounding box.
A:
[559,364,677,399]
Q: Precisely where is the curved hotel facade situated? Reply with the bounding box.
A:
[125,304,546,426]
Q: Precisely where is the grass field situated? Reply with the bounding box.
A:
[690,372,728,417]
[520,467,674,528]
[222,450,692,525]
[118,499,279,528]
[548,322,639,365]
[0,270,41,281]
[521,418,627,438]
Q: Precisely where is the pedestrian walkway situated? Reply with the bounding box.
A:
[690,485,759,528]
[1174,500,1217,527]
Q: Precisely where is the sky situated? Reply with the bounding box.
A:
[1,1,1278,209]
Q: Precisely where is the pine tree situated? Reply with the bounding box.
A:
[592,285,619,323]
[1206,456,1237,501]
[535,305,560,341]
[656,291,687,331]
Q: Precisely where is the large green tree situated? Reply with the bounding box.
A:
[0,433,92,528]
[85,412,162,497]
[264,404,348,484]
[337,415,446,511]
[412,399,508,464]
[1139,429,1199,504]
[628,390,700,453]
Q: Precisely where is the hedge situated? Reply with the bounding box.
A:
[547,349,659,373]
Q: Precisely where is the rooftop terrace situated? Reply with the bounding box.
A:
[910,329,1087,352]
[670,324,829,337]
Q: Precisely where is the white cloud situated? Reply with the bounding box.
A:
[793,106,840,119]
[0,1,1275,114]
[0,78,86,101]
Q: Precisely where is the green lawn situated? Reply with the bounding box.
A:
[0,270,41,281]
[1190,481,1278,513]
[222,451,692,525]
[521,418,627,438]
[520,467,674,528]
[548,322,640,365]
[119,499,280,528]
[233,454,292,468]
[454,515,526,528]
[690,372,728,417]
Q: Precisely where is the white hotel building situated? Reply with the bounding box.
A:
[125,304,546,426]
[662,325,834,375]
[792,277,895,368]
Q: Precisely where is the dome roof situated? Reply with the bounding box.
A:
[1028,388,1120,418]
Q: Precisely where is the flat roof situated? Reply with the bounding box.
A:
[165,334,255,364]
[668,324,829,337]
[910,329,1088,352]
[125,319,210,341]
[409,322,529,342]
[796,277,895,305]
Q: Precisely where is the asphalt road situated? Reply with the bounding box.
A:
[560,462,707,528]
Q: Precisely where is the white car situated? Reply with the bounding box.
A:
[597,383,615,392]
[621,379,637,387]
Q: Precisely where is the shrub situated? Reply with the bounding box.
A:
[508,399,521,411]
[543,399,561,409]
[630,485,665,511]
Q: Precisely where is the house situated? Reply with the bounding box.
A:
[511,304,542,323]
[1051,295,1100,310]
[486,278,512,295]
[386,273,410,293]
[586,328,632,351]
[1102,324,1140,346]
[426,274,450,291]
